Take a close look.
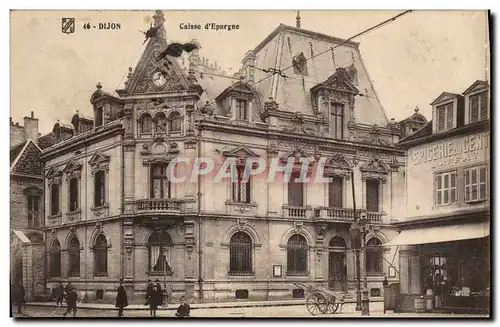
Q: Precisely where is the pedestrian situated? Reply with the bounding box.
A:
[383,276,389,288]
[155,279,163,305]
[149,285,162,317]
[145,279,153,306]
[63,287,77,318]
[115,279,128,317]
[175,296,190,318]
[64,281,73,297]
[55,281,65,307]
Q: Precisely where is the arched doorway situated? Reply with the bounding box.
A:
[328,236,347,292]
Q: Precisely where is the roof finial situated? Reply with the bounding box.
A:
[96,82,102,90]
[415,106,420,113]
[296,10,301,29]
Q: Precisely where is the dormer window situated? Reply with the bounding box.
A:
[330,102,344,139]
[236,99,248,120]
[469,91,488,123]
[436,102,453,132]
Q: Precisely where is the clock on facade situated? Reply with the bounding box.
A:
[152,71,166,87]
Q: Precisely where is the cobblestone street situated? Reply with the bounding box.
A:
[13,302,489,319]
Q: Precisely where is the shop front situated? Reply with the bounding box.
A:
[387,220,490,313]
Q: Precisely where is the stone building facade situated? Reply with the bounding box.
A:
[41,11,407,304]
[10,112,55,300]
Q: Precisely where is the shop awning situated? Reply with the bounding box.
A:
[385,222,490,246]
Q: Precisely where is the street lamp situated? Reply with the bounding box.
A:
[163,251,167,306]
[349,169,371,315]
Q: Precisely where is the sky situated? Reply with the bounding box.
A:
[10,10,489,135]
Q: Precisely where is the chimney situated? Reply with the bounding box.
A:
[23,111,39,143]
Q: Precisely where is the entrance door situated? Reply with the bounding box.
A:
[328,236,347,292]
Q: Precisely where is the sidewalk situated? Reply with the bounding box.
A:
[26,297,383,311]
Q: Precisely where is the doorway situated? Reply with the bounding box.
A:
[328,236,347,292]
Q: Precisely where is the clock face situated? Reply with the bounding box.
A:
[152,71,166,87]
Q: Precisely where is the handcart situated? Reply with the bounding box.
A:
[293,282,349,316]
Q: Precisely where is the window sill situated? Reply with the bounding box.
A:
[225,201,257,207]
[286,272,309,277]
[94,273,109,278]
[465,199,488,204]
[148,271,173,276]
[366,272,385,277]
[228,271,254,277]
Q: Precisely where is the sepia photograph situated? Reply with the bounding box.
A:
[8,8,491,319]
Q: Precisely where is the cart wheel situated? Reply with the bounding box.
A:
[306,292,328,316]
[326,297,340,314]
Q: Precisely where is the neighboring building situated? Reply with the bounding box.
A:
[41,11,407,304]
[393,80,490,313]
[398,106,428,140]
[10,111,56,300]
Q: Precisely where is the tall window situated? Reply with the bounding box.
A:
[328,177,343,208]
[236,99,248,120]
[69,178,79,211]
[93,234,108,276]
[68,236,80,277]
[140,114,153,134]
[95,107,103,127]
[49,240,61,278]
[288,172,304,207]
[147,231,172,274]
[287,234,308,275]
[150,164,170,199]
[464,166,487,202]
[27,195,40,228]
[94,171,105,207]
[50,184,60,215]
[232,164,251,203]
[155,112,167,133]
[436,102,454,132]
[366,179,380,212]
[229,232,253,275]
[366,238,383,275]
[330,102,344,139]
[469,91,488,123]
[436,171,457,205]
[169,112,182,133]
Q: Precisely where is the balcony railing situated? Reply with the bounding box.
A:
[283,206,313,218]
[315,207,383,223]
[136,198,183,212]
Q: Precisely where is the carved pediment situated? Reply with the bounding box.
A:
[124,30,189,95]
[88,152,110,166]
[325,154,353,170]
[280,147,316,165]
[63,159,82,173]
[46,167,63,179]
[360,157,389,174]
[216,80,257,102]
[311,68,359,95]
[430,92,460,106]
[222,146,260,158]
[462,80,489,95]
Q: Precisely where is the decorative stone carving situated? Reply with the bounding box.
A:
[199,101,214,116]
[360,157,389,183]
[46,168,63,185]
[63,160,82,181]
[184,220,196,259]
[293,221,303,233]
[91,205,109,218]
[66,209,81,222]
[88,152,110,175]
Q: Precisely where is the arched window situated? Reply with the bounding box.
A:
[229,232,253,275]
[140,114,153,134]
[68,236,80,277]
[169,112,182,134]
[329,236,347,249]
[366,237,383,275]
[147,231,173,274]
[155,112,167,134]
[49,240,61,278]
[287,234,308,275]
[93,234,108,276]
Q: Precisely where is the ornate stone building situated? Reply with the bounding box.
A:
[41,11,407,303]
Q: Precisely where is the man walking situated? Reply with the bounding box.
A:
[149,285,162,317]
[155,279,163,305]
[63,286,77,318]
[115,279,128,317]
[145,279,154,306]
[55,281,65,307]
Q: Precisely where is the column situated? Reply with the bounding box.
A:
[231,97,236,120]
[184,220,196,302]
[123,219,134,280]
[123,142,136,214]
[248,100,253,122]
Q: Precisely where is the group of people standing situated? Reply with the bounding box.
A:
[53,281,79,317]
